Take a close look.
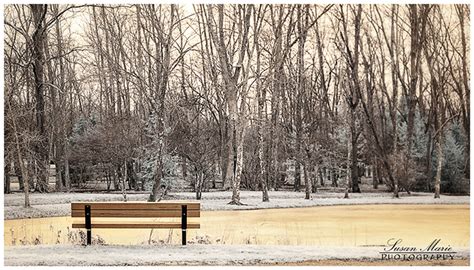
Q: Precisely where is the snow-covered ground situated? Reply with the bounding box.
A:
[4,244,470,266]
[4,191,470,266]
[4,190,469,220]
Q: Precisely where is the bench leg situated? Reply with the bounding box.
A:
[85,205,91,245]
[181,205,187,245]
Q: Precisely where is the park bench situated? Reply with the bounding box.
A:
[71,201,200,245]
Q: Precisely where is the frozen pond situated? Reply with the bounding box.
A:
[4,204,469,248]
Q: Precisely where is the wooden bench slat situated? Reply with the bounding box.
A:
[71,202,200,211]
[71,223,200,229]
[71,209,200,218]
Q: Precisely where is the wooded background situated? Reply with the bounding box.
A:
[4,4,470,206]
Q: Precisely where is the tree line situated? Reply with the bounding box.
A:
[4,4,470,207]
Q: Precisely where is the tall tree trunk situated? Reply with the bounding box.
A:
[206,5,252,204]
[344,124,351,199]
[312,166,318,193]
[149,4,175,202]
[268,6,285,191]
[434,131,444,199]
[223,127,234,190]
[372,160,378,189]
[294,157,301,191]
[220,126,228,188]
[340,5,362,196]
[425,127,433,191]
[350,114,360,193]
[390,5,399,153]
[64,141,71,191]
[294,4,308,192]
[7,96,30,207]
[256,24,269,202]
[232,123,245,204]
[332,168,338,187]
[304,162,312,199]
[407,4,418,158]
[258,108,270,203]
[269,77,281,191]
[5,163,11,194]
[149,139,164,202]
[227,98,238,202]
[319,167,324,187]
[196,171,203,200]
[405,5,429,191]
[18,157,30,208]
[30,4,49,193]
[122,161,128,202]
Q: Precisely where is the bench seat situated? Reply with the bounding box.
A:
[71,223,200,229]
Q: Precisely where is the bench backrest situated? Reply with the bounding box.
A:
[71,201,200,218]
[71,201,200,245]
